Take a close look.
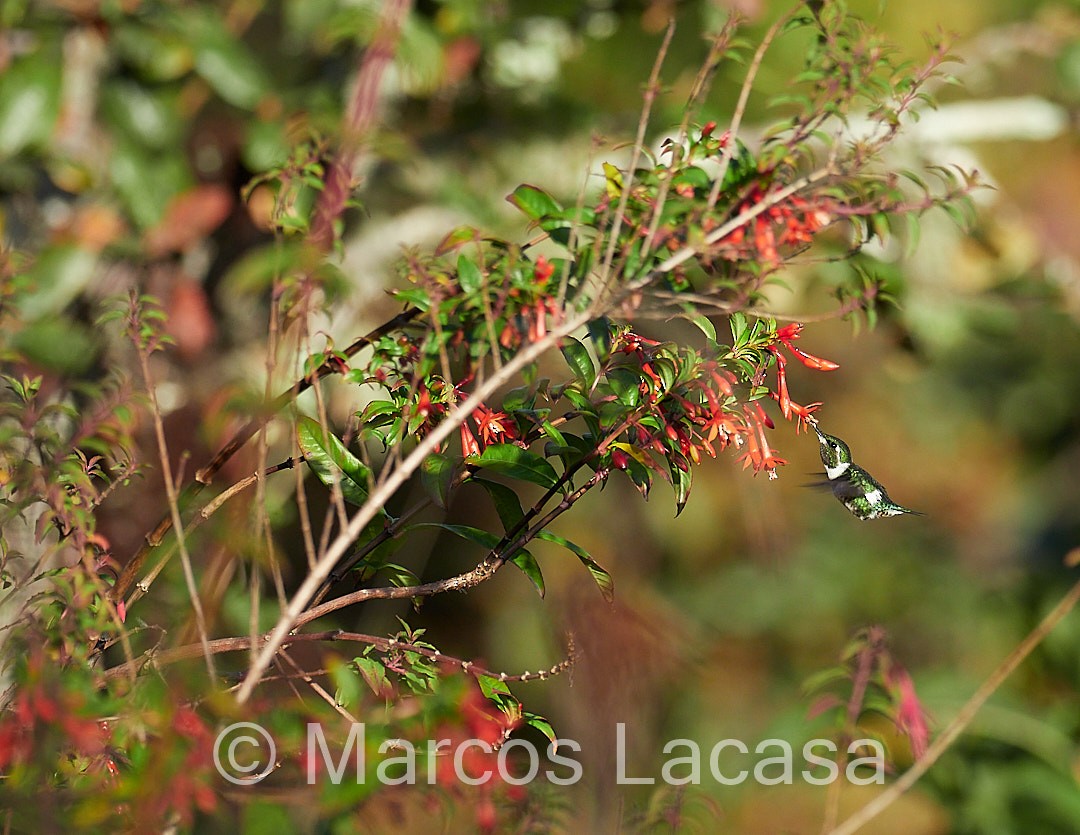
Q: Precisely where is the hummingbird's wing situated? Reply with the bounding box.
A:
[828,476,868,502]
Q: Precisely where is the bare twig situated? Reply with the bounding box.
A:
[597,19,675,295]
[279,648,360,724]
[102,628,574,687]
[133,321,216,682]
[122,458,297,609]
[234,306,598,702]
[827,571,1080,835]
[109,306,420,605]
[706,9,795,213]
[308,0,412,250]
[642,16,741,261]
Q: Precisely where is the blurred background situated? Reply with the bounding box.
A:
[2,0,1079,831]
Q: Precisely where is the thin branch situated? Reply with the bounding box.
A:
[102,628,574,687]
[827,571,1080,835]
[109,306,421,605]
[308,0,412,250]
[596,19,675,295]
[642,16,741,261]
[295,470,603,630]
[134,326,216,682]
[279,648,360,724]
[122,458,297,609]
[234,305,600,703]
[706,9,794,213]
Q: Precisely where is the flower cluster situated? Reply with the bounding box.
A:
[766,322,837,432]
[718,185,832,264]
[433,684,525,833]
[604,322,839,482]
[460,402,519,457]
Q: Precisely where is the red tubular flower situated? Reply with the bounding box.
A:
[738,405,786,478]
[774,322,840,371]
[787,343,841,371]
[415,386,433,419]
[473,403,516,447]
[708,367,736,398]
[533,255,554,284]
[769,391,822,433]
[754,216,778,264]
[886,663,930,760]
[530,300,547,341]
[771,349,792,420]
[752,401,775,430]
[460,422,481,457]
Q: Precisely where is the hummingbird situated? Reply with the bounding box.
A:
[813,427,922,520]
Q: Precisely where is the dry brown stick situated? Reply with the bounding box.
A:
[308,0,412,251]
[706,8,795,213]
[125,11,426,602]
[134,324,216,681]
[279,648,360,724]
[826,570,1080,835]
[109,306,421,606]
[102,628,574,687]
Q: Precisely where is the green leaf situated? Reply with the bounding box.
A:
[354,656,392,698]
[393,287,431,311]
[476,674,523,725]
[19,246,97,321]
[560,337,596,388]
[525,712,557,747]
[509,549,545,598]
[671,464,692,516]
[221,241,316,295]
[110,138,192,229]
[536,531,614,602]
[113,24,194,82]
[602,162,623,198]
[473,478,525,531]
[420,453,455,509]
[477,673,513,701]
[413,522,500,550]
[587,317,614,363]
[243,119,290,172]
[296,416,378,509]
[456,254,483,294]
[185,11,269,109]
[330,658,362,709]
[435,225,481,255]
[606,368,641,408]
[100,80,179,149]
[12,316,97,375]
[672,166,710,191]
[540,421,568,449]
[507,184,563,221]
[467,444,559,490]
[685,313,717,343]
[729,312,748,345]
[0,42,62,157]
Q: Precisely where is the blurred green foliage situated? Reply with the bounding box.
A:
[2,0,1080,832]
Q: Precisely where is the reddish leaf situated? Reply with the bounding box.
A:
[144,184,232,256]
